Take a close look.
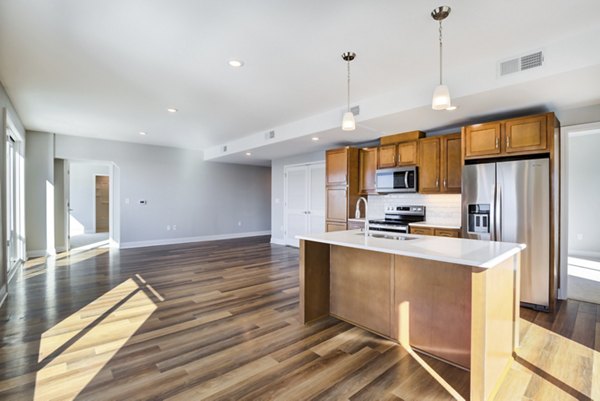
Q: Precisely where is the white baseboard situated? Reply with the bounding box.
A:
[26,249,49,259]
[270,237,286,246]
[56,246,67,253]
[119,231,271,250]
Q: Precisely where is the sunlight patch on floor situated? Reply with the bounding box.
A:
[34,278,157,401]
[495,318,600,401]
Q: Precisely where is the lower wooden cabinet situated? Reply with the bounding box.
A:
[410,226,460,238]
[326,221,347,232]
[330,246,392,337]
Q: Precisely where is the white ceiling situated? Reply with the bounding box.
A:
[1,1,600,160]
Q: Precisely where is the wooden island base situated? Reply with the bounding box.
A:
[300,240,521,401]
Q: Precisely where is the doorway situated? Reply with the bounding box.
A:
[563,123,600,303]
[284,162,325,247]
[95,175,109,233]
[68,162,111,249]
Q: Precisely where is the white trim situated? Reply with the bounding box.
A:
[119,231,271,249]
[559,121,600,300]
[270,237,286,245]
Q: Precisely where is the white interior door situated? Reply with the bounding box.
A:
[308,164,325,234]
[6,134,18,275]
[285,166,308,247]
[284,162,325,247]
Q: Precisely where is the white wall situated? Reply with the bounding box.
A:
[271,150,325,243]
[25,132,54,256]
[48,134,271,247]
[69,162,110,235]
[568,131,600,257]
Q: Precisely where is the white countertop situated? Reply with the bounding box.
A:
[296,230,525,269]
[409,222,462,230]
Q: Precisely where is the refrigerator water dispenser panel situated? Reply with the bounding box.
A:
[468,204,490,234]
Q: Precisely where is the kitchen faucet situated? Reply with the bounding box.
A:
[355,197,369,238]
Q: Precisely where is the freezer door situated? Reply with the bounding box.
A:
[461,163,496,241]
[497,159,550,308]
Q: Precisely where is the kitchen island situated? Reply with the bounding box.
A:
[297,230,525,401]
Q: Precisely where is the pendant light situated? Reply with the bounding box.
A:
[431,6,452,110]
[341,51,356,131]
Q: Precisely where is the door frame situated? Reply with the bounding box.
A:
[3,113,24,283]
[66,161,119,250]
[283,161,325,247]
[559,121,600,300]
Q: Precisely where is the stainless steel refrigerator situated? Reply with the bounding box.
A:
[462,158,550,310]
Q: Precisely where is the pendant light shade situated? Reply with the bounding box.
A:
[431,6,452,110]
[342,111,356,131]
[432,84,451,110]
[341,51,356,131]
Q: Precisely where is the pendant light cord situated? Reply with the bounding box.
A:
[439,20,443,85]
[347,60,351,112]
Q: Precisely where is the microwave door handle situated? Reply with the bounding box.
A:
[404,172,409,189]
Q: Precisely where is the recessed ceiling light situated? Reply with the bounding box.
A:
[167,108,178,113]
[312,137,319,141]
[139,131,147,136]
[245,152,252,156]
[229,60,244,68]
[446,105,458,111]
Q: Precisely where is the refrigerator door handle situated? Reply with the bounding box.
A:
[495,183,502,241]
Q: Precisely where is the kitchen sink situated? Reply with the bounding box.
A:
[354,232,418,241]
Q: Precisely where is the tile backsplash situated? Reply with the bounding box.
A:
[367,193,462,226]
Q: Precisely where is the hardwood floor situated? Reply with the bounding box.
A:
[0,236,599,400]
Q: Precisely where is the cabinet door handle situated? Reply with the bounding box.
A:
[506,135,510,148]
[444,178,447,189]
[495,137,499,149]
[436,178,439,188]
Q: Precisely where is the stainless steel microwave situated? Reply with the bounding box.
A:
[375,166,418,193]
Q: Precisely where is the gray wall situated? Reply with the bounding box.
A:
[69,162,110,234]
[25,132,55,255]
[49,134,271,246]
[568,132,600,256]
[271,150,325,242]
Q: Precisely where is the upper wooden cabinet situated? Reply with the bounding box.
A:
[441,134,462,193]
[418,137,441,193]
[463,113,552,159]
[377,144,397,169]
[463,122,501,158]
[505,114,547,153]
[326,148,350,186]
[419,133,462,194]
[398,141,419,166]
[326,147,360,231]
[359,147,377,195]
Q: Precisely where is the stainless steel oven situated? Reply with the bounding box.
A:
[375,166,418,193]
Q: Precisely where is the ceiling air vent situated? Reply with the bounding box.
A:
[499,50,544,77]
